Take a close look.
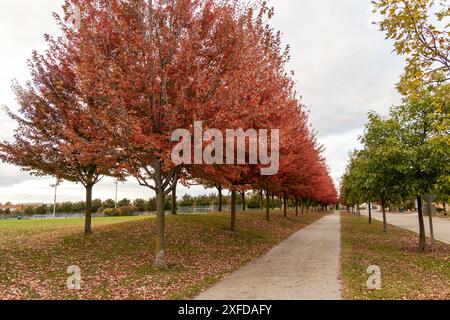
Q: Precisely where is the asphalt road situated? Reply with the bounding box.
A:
[362,210,450,244]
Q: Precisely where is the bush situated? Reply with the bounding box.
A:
[0,209,11,215]
[92,199,103,213]
[119,205,138,216]
[103,206,138,217]
[103,208,118,216]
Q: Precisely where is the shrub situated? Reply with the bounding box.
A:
[118,205,138,216]
[103,208,120,216]
[103,206,138,217]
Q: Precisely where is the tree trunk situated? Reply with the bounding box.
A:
[230,190,237,231]
[154,187,167,268]
[381,197,387,233]
[443,202,447,216]
[283,193,287,218]
[295,198,299,216]
[241,191,246,211]
[427,201,435,246]
[265,190,270,221]
[217,186,222,212]
[357,204,361,216]
[84,184,93,235]
[417,195,426,252]
[259,190,264,210]
[368,202,372,224]
[171,180,177,215]
[154,161,167,269]
[271,194,275,209]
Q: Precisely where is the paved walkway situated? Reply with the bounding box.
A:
[362,210,450,244]
[196,212,342,300]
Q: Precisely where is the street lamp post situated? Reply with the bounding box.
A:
[114,180,118,209]
[52,178,58,218]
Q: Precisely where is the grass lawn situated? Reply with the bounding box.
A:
[0,211,326,300]
[0,216,149,233]
[341,213,450,300]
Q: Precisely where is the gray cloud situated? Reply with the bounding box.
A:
[0,163,46,187]
[271,0,404,138]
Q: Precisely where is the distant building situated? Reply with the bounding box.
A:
[0,203,43,212]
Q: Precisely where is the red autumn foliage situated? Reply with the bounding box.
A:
[0,0,337,268]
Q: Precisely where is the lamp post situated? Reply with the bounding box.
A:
[52,178,60,218]
[114,180,118,209]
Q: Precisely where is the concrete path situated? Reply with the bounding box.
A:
[196,212,341,300]
[361,210,450,244]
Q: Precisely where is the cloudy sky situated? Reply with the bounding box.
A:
[0,0,404,204]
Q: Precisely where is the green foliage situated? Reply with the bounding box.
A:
[342,88,449,208]
[372,0,450,95]
[246,192,263,209]
[103,205,138,217]
[34,205,50,215]
[390,87,450,197]
[103,208,119,216]
[146,198,157,212]
[133,199,147,212]
[341,112,408,207]
[103,199,116,209]
[117,198,131,207]
[178,193,230,207]
[178,194,194,207]
[92,199,103,213]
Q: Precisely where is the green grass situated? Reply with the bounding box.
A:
[0,210,327,300]
[0,216,148,231]
[341,213,450,300]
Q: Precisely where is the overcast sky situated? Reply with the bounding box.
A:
[0,0,404,204]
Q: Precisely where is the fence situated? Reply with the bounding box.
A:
[30,213,105,220]
[1,205,268,221]
[177,205,244,214]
